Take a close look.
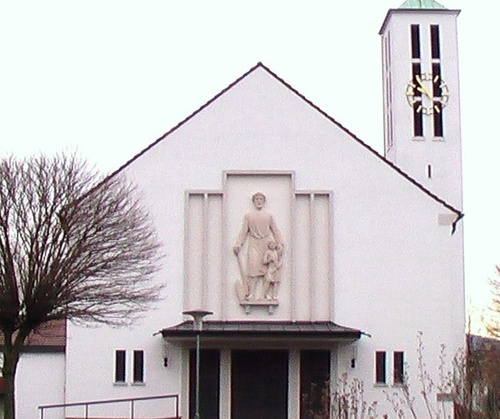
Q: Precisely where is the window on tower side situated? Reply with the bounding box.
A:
[432,63,442,97]
[433,102,444,137]
[432,62,445,137]
[375,351,387,384]
[413,103,423,136]
[384,33,394,150]
[393,351,405,384]
[411,58,423,137]
[411,25,421,59]
[412,62,422,98]
[430,25,441,59]
[115,350,126,383]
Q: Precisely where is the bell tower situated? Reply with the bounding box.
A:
[380,0,463,209]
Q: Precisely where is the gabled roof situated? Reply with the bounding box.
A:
[107,62,462,224]
[399,0,446,9]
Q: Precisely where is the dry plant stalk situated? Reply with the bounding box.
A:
[301,374,379,419]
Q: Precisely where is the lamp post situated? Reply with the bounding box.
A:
[183,309,212,419]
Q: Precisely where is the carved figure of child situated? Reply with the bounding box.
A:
[263,240,283,300]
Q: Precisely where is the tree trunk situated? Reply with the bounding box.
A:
[2,339,21,419]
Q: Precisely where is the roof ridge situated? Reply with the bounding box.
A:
[105,63,264,181]
[103,62,462,222]
[256,63,462,220]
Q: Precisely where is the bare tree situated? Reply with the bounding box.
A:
[463,335,500,419]
[485,267,500,340]
[300,332,499,419]
[385,332,500,419]
[0,154,162,419]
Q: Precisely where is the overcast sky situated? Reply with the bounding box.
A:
[0,0,498,333]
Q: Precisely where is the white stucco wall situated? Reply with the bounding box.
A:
[381,9,463,210]
[63,65,464,417]
[16,352,65,419]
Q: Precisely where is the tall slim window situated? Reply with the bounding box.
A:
[411,62,423,136]
[133,350,145,383]
[412,63,422,98]
[393,351,405,384]
[413,104,424,136]
[433,102,444,137]
[432,63,442,97]
[411,25,421,59]
[410,24,423,138]
[115,350,126,383]
[431,41,445,137]
[384,34,394,150]
[430,25,441,59]
[375,351,387,384]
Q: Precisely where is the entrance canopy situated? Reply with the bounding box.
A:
[160,321,362,349]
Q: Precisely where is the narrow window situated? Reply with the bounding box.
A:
[430,25,441,59]
[411,62,423,137]
[384,34,394,151]
[427,164,432,179]
[393,351,405,384]
[413,103,423,136]
[433,102,444,137]
[432,63,442,97]
[115,350,126,383]
[133,350,144,383]
[412,63,422,98]
[375,351,387,384]
[411,25,421,59]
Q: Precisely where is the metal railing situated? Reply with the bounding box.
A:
[38,393,180,419]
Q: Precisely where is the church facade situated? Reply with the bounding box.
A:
[12,1,465,418]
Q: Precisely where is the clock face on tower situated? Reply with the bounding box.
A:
[406,72,450,115]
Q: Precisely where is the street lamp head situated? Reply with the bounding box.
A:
[183,309,213,331]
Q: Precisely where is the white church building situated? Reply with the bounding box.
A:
[7,0,466,418]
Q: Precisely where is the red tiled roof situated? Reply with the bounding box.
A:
[0,320,66,352]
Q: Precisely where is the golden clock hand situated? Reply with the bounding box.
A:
[417,86,432,99]
[415,75,433,99]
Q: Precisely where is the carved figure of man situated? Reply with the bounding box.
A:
[233,192,283,299]
[263,240,283,300]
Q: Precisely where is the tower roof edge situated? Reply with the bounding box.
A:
[399,0,446,9]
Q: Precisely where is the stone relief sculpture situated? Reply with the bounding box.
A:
[233,192,284,302]
[262,240,283,300]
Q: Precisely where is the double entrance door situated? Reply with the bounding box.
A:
[231,350,288,419]
[189,349,330,419]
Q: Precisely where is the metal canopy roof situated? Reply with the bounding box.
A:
[160,321,362,348]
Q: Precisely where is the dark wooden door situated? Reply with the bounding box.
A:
[300,350,330,419]
[231,350,288,419]
[189,349,220,419]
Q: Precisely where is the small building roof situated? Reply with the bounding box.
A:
[399,0,446,9]
[0,320,66,353]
